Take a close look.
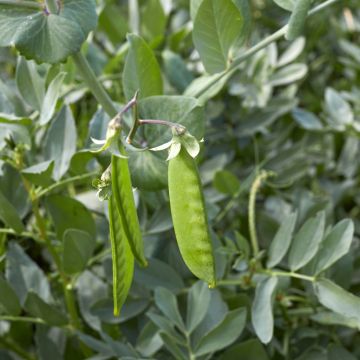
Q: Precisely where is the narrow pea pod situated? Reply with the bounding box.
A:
[111,147,147,267]
[108,197,134,316]
[168,148,216,287]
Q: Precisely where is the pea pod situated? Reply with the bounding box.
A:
[108,196,134,316]
[168,147,216,287]
[111,146,147,267]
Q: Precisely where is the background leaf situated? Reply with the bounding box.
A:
[194,307,247,356]
[251,277,278,344]
[0,0,98,63]
[44,106,77,180]
[192,0,250,74]
[122,34,163,101]
[288,211,325,271]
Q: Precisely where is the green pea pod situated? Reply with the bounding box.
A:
[111,149,147,267]
[168,148,216,287]
[108,196,134,316]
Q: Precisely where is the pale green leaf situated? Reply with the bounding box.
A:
[288,211,325,271]
[0,0,97,63]
[251,277,278,344]
[195,308,247,356]
[312,219,354,275]
[267,212,297,268]
[123,34,163,101]
[44,106,77,180]
[314,279,360,324]
[193,0,250,74]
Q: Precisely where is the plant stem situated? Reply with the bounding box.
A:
[0,0,42,9]
[248,170,272,257]
[0,228,40,242]
[72,52,118,117]
[35,171,98,200]
[45,0,59,14]
[19,174,83,333]
[129,0,140,34]
[265,270,316,282]
[218,269,315,286]
[193,0,342,98]
[0,316,46,325]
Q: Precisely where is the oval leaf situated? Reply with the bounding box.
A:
[195,307,247,356]
[251,277,278,344]
[267,212,297,268]
[192,0,250,74]
[312,219,354,275]
[288,211,325,271]
[314,279,360,324]
[123,33,163,101]
[0,0,97,63]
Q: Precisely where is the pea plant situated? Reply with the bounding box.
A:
[0,0,359,359]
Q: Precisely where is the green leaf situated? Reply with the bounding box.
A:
[310,311,360,329]
[314,279,360,324]
[269,63,307,86]
[108,197,134,316]
[162,50,194,92]
[292,108,323,130]
[141,0,166,40]
[328,344,358,360]
[0,0,98,63]
[122,33,163,101]
[0,121,31,150]
[273,0,295,11]
[251,277,278,344]
[128,150,168,191]
[277,37,305,67]
[267,212,297,268]
[324,88,354,131]
[62,229,96,275]
[40,72,66,125]
[218,339,270,360]
[6,242,51,305]
[154,287,185,331]
[140,96,205,146]
[186,281,211,333]
[22,160,54,188]
[192,0,250,74]
[0,188,24,234]
[184,70,235,104]
[46,195,96,240]
[0,275,21,315]
[286,0,312,41]
[159,332,187,360]
[44,106,77,180]
[76,271,107,331]
[288,211,325,271]
[195,308,247,356]
[0,164,30,219]
[35,326,63,360]
[24,292,67,326]
[213,170,240,195]
[16,57,45,111]
[147,312,184,344]
[312,219,354,275]
[134,258,184,293]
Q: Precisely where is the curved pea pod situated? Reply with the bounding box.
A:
[111,149,147,267]
[168,148,216,287]
[108,196,134,316]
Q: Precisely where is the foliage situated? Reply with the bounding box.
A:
[0,0,359,359]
